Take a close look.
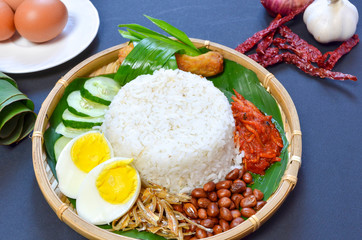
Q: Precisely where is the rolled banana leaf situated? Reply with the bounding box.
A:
[0,72,36,145]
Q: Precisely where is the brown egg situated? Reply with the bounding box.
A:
[3,0,24,10]
[14,0,68,43]
[0,0,15,41]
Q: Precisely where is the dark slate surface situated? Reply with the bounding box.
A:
[0,0,361,239]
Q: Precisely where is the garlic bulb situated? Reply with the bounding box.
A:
[303,0,359,43]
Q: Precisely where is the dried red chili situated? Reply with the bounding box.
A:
[231,90,283,175]
[272,37,309,59]
[318,34,360,70]
[281,52,357,81]
[235,3,312,54]
[256,15,281,55]
[256,30,277,56]
[248,47,282,68]
[278,25,322,63]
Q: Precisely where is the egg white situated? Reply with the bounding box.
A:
[76,157,141,225]
[55,131,114,199]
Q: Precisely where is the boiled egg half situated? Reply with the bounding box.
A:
[76,157,141,225]
[56,131,113,199]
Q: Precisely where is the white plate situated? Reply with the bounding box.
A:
[0,0,99,74]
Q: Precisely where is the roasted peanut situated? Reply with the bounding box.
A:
[219,219,230,232]
[243,187,253,197]
[253,189,264,201]
[191,188,208,198]
[231,193,243,209]
[197,198,211,208]
[231,209,242,219]
[172,204,183,213]
[238,168,245,179]
[183,203,198,219]
[189,221,197,232]
[201,219,215,228]
[219,207,233,221]
[217,189,231,198]
[211,217,219,225]
[208,191,218,202]
[218,197,232,208]
[207,202,219,217]
[195,228,207,239]
[240,207,256,218]
[240,195,257,208]
[213,225,223,234]
[203,181,216,192]
[191,197,199,209]
[230,217,244,228]
[255,201,267,211]
[230,179,247,193]
[198,208,208,219]
[216,180,232,190]
[225,169,240,180]
[242,172,253,184]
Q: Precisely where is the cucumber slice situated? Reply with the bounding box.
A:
[54,136,72,162]
[80,76,121,106]
[62,109,104,129]
[55,122,92,138]
[67,91,108,117]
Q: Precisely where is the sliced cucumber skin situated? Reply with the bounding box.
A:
[62,109,104,129]
[81,76,120,105]
[67,91,108,117]
[54,136,72,162]
[81,88,111,106]
[63,120,102,129]
[67,105,90,117]
[55,122,92,138]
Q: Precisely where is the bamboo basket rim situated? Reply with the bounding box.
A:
[32,38,302,240]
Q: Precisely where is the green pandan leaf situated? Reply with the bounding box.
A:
[118,20,201,56]
[114,38,182,85]
[144,15,199,52]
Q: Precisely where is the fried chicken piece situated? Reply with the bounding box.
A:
[118,42,134,64]
[175,51,223,77]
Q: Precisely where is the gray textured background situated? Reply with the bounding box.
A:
[0,0,361,239]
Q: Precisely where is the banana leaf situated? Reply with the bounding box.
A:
[0,72,17,87]
[0,73,36,145]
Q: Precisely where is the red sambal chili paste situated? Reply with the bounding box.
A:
[231,90,283,175]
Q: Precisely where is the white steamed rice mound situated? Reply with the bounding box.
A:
[102,69,239,193]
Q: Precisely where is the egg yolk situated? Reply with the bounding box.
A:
[96,160,138,204]
[71,132,111,173]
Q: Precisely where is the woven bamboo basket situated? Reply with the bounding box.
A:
[32,39,302,240]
